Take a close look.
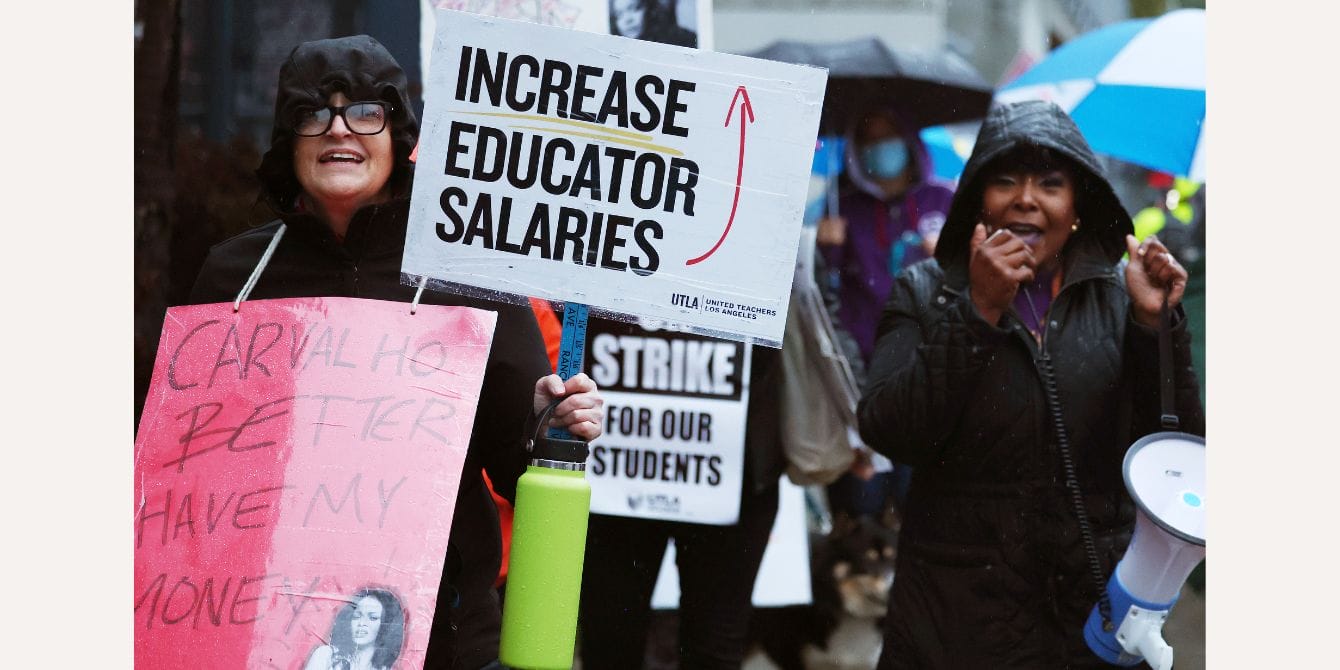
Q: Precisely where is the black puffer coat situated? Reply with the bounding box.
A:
[857,101,1204,669]
[188,36,549,670]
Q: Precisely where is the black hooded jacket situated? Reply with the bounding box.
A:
[857,101,1204,668]
[187,36,548,670]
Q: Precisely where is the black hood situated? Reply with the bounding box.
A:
[933,100,1132,270]
[256,35,419,212]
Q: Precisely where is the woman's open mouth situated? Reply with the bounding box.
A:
[1003,223,1044,245]
[319,150,365,164]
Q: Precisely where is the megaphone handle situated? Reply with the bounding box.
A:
[1118,606,1174,670]
[1038,353,1115,629]
[1158,295,1180,430]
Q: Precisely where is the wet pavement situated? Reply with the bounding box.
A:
[741,583,1206,670]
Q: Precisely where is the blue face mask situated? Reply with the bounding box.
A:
[861,138,909,179]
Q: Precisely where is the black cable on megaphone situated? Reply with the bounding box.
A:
[1037,352,1114,630]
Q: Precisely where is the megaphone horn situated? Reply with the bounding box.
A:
[1084,431,1205,670]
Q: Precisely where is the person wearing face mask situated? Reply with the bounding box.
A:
[815,108,956,520]
[186,36,605,670]
[817,108,956,368]
[856,101,1203,668]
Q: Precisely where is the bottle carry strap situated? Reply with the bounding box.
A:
[528,396,589,464]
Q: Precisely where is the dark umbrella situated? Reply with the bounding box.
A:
[744,37,993,133]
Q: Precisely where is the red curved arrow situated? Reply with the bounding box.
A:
[686,85,754,266]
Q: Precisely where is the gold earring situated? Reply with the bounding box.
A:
[1071,218,1081,232]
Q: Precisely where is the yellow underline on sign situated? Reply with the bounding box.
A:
[451,110,654,141]
[510,125,685,157]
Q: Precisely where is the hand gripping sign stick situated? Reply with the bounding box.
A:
[499,303,591,670]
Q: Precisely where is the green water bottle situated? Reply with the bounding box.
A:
[499,303,592,669]
[498,429,591,668]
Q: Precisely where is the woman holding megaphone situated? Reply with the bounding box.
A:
[856,100,1203,669]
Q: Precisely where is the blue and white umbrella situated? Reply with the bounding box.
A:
[997,9,1205,181]
[919,123,977,183]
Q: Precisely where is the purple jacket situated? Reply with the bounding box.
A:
[821,182,955,363]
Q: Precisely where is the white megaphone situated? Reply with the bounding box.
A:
[1084,432,1205,670]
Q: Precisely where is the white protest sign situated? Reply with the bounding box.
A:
[585,319,750,524]
[651,477,813,608]
[406,9,827,346]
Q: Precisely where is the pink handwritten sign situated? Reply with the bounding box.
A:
[134,298,497,669]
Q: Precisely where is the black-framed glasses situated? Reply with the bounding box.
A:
[293,101,390,137]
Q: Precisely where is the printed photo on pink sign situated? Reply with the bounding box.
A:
[134,297,497,669]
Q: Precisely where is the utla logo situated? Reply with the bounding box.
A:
[646,494,682,513]
[627,494,644,510]
[671,293,700,310]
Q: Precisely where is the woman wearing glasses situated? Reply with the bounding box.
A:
[187,36,603,670]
